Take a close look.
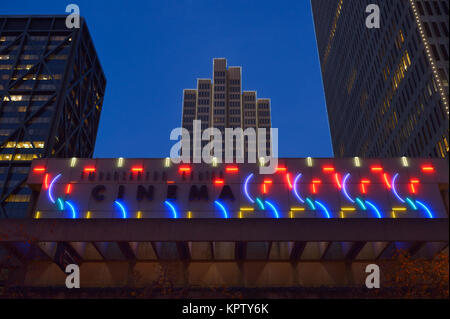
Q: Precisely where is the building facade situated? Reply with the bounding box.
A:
[181,58,272,162]
[0,157,447,292]
[311,0,449,158]
[0,16,106,218]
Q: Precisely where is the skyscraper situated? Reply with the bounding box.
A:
[0,16,106,218]
[311,0,449,158]
[181,58,272,162]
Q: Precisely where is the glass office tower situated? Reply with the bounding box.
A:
[0,16,106,218]
[311,0,449,158]
[181,58,272,162]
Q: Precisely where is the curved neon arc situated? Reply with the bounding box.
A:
[164,200,178,219]
[365,200,382,219]
[392,173,405,203]
[264,200,279,219]
[48,173,62,204]
[255,197,265,210]
[415,200,434,219]
[65,200,76,219]
[342,173,355,203]
[405,197,418,210]
[244,173,255,204]
[214,200,229,219]
[314,200,331,219]
[56,197,65,211]
[114,200,128,219]
[355,197,367,210]
[305,197,316,210]
[293,173,305,203]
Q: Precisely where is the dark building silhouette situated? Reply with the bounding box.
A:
[311,0,449,158]
[181,58,272,162]
[0,16,106,218]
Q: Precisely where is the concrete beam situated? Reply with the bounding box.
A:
[0,219,448,242]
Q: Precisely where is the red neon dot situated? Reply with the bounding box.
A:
[33,167,46,173]
[65,184,72,194]
[178,165,191,174]
[131,167,143,173]
[262,184,267,194]
[276,167,287,173]
[322,166,335,173]
[167,180,175,184]
[371,166,383,172]
[263,179,273,184]
[84,167,96,173]
[421,165,435,173]
[225,166,239,173]
[214,179,224,185]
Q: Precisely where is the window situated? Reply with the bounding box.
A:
[431,22,441,37]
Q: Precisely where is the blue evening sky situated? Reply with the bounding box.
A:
[2,0,333,158]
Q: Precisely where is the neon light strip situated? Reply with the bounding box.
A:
[293,173,305,203]
[315,200,331,219]
[286,173,293,189]
[265,200,279,219]
[244,174,255,204]
[214,200,229,219]
[405,197,418,210]
[415,200,434,219]
[114,200,128,219]
[48,174,61,204]
[65,200,76,219]
[392,207,407,218]
[421,165,435,172]
[44,173,50,189]
[255,197,265,210]
[56,198,64,211]
[401,157,409,167]
[164,200,178,219]
[305,197,315,210]
[365,200,382,218]
[225,166,239,173]
[383,173,391,189]
[340,207,355,218]
[391,173,405,203]
[334,173,342,189]
[342,173,355,203]
[355,197,367,210]
[65,183,72,194]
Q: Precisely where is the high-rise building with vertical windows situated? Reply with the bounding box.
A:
[311,0,449,158]
[181,58,272,162]
[0,16,106,218]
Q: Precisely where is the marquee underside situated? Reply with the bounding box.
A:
[1,219,448,265]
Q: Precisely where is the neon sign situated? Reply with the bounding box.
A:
[28,158,447,220]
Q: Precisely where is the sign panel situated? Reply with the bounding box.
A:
[28,158,449,219]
